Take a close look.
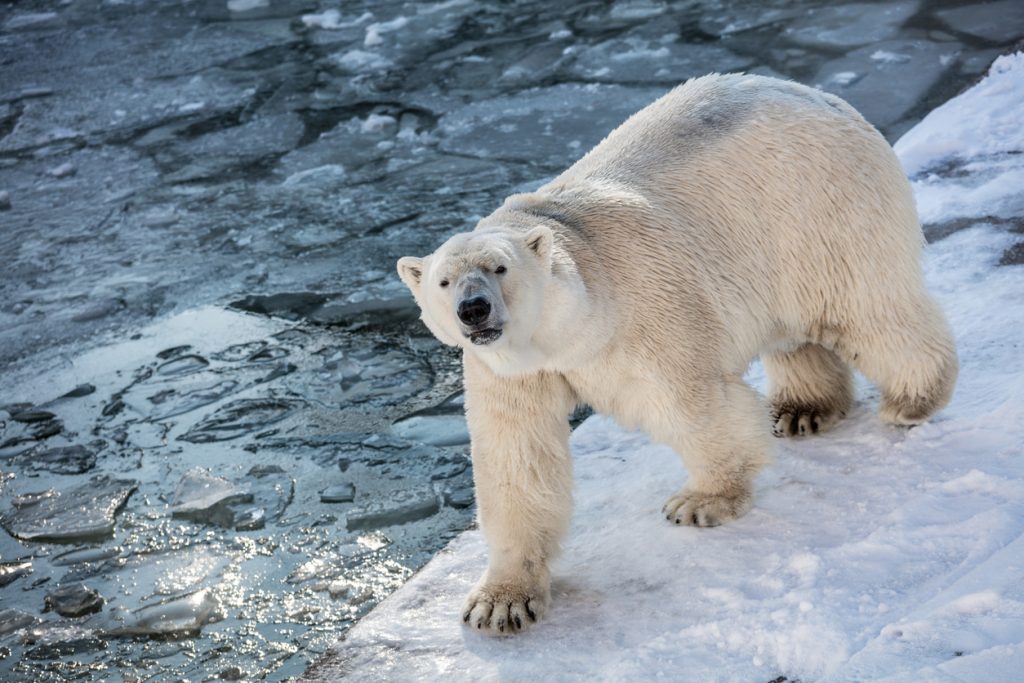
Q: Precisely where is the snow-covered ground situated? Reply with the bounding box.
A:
[308,55,1024,682]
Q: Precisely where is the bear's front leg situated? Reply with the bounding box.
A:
[460,354,576,635]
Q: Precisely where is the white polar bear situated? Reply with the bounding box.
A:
[397,74,957,635]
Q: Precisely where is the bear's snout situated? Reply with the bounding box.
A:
[458,296,491,326]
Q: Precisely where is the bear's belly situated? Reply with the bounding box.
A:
[564,366,665,433]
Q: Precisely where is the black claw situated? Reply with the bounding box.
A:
[463,611,471,623]
[674,517,680,524]
[514,616,522,629]
[691,512,699,525]
[525,600,537,622]
[799,423,806,435]
[811,417,820,433]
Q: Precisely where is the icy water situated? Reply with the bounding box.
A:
[1,0,1021,680]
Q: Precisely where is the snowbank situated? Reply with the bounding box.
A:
[308,56,1024,682]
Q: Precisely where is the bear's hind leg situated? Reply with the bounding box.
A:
[662,378,770,527]
[840,295,957,426]
[764,343,853,437]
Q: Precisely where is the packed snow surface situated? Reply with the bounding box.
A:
[314,55,1024,682]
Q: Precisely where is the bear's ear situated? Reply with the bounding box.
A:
[397,256,425,294]
[524,225,553,265]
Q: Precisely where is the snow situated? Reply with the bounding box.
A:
[310,55,1024,681]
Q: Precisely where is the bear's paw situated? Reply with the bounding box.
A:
[662,487,751,527]
[770,402,844,437]
[462,579,550,636]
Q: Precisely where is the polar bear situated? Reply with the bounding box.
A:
[397,74,957,635]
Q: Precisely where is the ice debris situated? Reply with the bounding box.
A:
[0,476,138,542]
[170,468,253,527]
[0,560,33,587]
[320,483,356,503]
[105,589,223,637]
[44,584,105,618]
[346,488,440,531]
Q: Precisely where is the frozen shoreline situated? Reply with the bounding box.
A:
[307,54,1024,682]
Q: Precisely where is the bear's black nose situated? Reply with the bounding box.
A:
[458,296,491,326]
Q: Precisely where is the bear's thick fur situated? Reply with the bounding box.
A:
[397,74,958,635]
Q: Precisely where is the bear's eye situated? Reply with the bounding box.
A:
[439,279,449,288]
[495,265,507,274]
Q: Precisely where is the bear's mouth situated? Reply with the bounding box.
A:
[469,328,502,345]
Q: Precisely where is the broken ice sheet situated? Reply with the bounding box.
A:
[391,413,469,447]
[179,398,299,443]
[103,589,224,637]
[0,476,138,542]
[169,466,293,529]
[0,560,33,587]
[21,444,99,475]
[0,608,39,636]
[345,488,440,532]
[43,583,105,618]
[170,468,253,527]
[22,623,106,660]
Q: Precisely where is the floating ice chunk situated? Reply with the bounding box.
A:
[0,476,138,542]
[179,398,298,443]
[244,464,294,524]
[829,71,859,86]
[321,483,356,503]
[140,208,179,227]
[44,584,105,617]
[227,0,268,12]
[302,9,341,28]
[178,101,206,113]
[107,589,223,636]
[815,40,958,129]
[361,114,397,134]
[871,50,911,64]
[333,49,392,73]
[282,164,347,188]
[233,507,265,531]
[936,0,1024,44]
[25,444,98,475]
[0,608,38,636]
[302,10,372,30]
[609,1,666,20]
[784,1,919,50]
[392,414,469,447]
[442,485,474,509]
[0,560,32,587]
[4,12,58,30]
[50,547,119,566]
[47,162,76,178]
[22,624,104,660]
[345,488,440,531]
[170,468,253,527]
[364,16,408,47]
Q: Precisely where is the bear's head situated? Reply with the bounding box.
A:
[397,225,553,357]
